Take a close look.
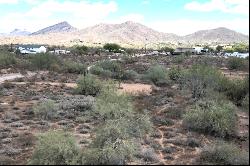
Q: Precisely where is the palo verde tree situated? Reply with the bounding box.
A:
[103,43,121,53]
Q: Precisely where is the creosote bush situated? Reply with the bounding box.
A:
[145,65,167,85]
[63,61,86,74]
[200,141,249,165]
[75,75,103,96]
[227,57,247,70]
[33,100,58,120]
[29,130,80,165]
[29,53,61,70]
[182,65,224,99]
[183,99,236,137]
[0,51,16,68]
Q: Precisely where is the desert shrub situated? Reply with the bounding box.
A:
[58,95,94,113]
[172,55,186,64]
[222,77,249,105]
[75,75,103,96]
[29,130,80,165]
[166,107,184,119]
[182,65,224,99]
[97,60,121,73]
[122,70,139,81]
[63,61,86,74]
[92,60,124,79]
[168,67,184,81]
[94,88,134,120]
[0,51,16,68]
[71,45,88,55]
[139,148,159,162]
[200,141,249,165]
[33,100,58,120]
[144,65,167,85]
[227,57,246,70]
[103,43,121,53]
[29,53,61,70]
[81,88,152,165]
[183,99,236,137]
[90,66,113,78]
[241,94,249,112]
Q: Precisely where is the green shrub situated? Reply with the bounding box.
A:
[75,75,103,96]
[64,61,86,74]
[71,45,88,55]
[172,55,186,64]
[168,67,183,81]
[223,77,249,105]
[200,141,249,165]
[227,57,246,70]
[122,70,139,81]
[97,60,121,73]
[183,99,236,137]
[241,94,249,112]
[94,87,133,120]
[90,66,113,78]
[33,100,58,120]
[145,65,167,85]
[29,130,80,165]
[81,88,152,165]
[183,65,224,99]
[29,53,61,70]
[103,43,121,53]
[0,51,16,68]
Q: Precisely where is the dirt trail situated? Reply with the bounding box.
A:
[9,81,152,95]
[236,111,249,150]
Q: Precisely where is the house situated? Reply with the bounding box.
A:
[193,47,208,54]
[173,48,195,55]
[18,45,47,54]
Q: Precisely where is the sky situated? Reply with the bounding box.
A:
[0,0,249,35]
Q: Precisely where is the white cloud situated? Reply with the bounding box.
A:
[0,0,118,32]
[0,0,19,4]
[148,18,249,35]
[185,0,249,15]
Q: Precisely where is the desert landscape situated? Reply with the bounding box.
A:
[0,0,249,165]
[0,46,249,165]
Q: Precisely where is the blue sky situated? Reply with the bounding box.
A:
[0,0,249,35]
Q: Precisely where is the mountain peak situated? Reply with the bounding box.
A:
[31,21,77,36]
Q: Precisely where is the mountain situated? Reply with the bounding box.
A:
[184,27,249,44]
[31,21,77,36]
[9,29,31,36]
[76,21,181,44]
[0,21,248,46]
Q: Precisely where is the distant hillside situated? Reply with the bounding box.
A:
[184,27,249,44]
[0,21,248,46]
[9,29,31,36]
[75,21,181,44]
[31,21,77,36]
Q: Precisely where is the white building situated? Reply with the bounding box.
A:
[193,47,208,54]
[18,45,47,54]
[225,52,249,58]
